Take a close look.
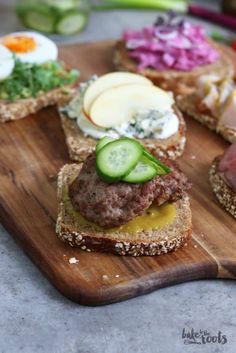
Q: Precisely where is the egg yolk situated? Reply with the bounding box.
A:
[3,36,36,53]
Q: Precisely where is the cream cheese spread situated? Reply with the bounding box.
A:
[61,77,179,140]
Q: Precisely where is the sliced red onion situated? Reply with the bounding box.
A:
[163,53,175,67]
[123,12,219,72]
[169,36,192,49]
[155,29,178,40]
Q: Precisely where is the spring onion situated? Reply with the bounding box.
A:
[93,0,187,12]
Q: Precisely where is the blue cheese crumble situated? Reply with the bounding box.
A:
[61,77,179,140]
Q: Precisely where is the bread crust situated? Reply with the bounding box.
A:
[56,163,192,256]
[178,93,236,144]
[59,105,186,162]
[0,86,74,123]
[209,157,236,218]
[114,40,235,96]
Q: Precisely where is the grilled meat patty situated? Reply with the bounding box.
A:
[69,153,191,228]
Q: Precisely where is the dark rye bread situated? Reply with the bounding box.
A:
[177,93,236,144]
[59,105,186,162]
[209,157,236,218]
[0,86,75,123]
[56,163,192,256]
[114,40,235,96]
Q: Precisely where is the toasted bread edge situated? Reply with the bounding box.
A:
[59,104,186,162]
[113,40,236,95]
[209,158,236,218]
[0,86,74,123]
[56,163,192,256]
[178,94,236,144]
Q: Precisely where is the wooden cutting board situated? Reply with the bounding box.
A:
[0,40,235,306]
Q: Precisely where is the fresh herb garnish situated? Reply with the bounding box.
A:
[0,58,79,102]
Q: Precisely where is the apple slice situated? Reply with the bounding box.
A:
[83,72,152,114]
[90,84,174,128]
[82,108,98,126]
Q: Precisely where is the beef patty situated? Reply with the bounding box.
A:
[69,153,191,228]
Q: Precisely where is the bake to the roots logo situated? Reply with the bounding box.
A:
[182,328,228,345]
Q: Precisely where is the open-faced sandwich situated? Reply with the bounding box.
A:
[56,137,192,256]
[178,75,236,143]
[209,143,236,218]
[0,31,79,122]
[114,12,235,95]
[59,71,186,162]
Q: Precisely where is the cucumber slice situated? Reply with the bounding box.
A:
[24,9,55,33]
[96,138,143,183]
[47,0,76,11]
[122,156,157,183]
[143,149,171,175]
[96,136,114,154]
[56,12,87,35]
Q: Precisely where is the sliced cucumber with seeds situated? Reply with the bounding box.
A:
[122,156,157,183]
[96,138,143,183]
[143,149,171,175]
[56,12,87,35]
[96,136,114,155]
[24,9,55,33]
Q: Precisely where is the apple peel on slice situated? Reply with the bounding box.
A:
[83,72,152,115]
[89,84,174,128]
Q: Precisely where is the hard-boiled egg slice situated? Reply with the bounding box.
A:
[2,32,58,65]
[0,44,14,81]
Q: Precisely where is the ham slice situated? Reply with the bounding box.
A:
[196,76,236,124]
[219,90,236,130]
[218,142,236,192]
[198,82,219,114]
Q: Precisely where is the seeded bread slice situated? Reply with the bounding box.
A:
[114,40,235,96]
[59,105,186,162]
[0,86,74,123]
[177,93,236,144]
[56,163,192,256]
[209,157,236,218]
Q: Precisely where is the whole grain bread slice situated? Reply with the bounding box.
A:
[56,163,192,256]
[114,40,235,96]
[0,86,74,123]
[177,93,236,144]
[59,104,186,162]
[209,157,236,218]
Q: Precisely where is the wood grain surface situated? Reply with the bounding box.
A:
[0,41,235,306]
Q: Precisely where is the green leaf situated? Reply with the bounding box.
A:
[0,59,79,102]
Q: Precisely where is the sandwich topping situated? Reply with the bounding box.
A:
[123,12,219,72]
[62,72,179,140]
[95,137,170,184]
[69,137,191,228]
[218,142,236,192]
[196,75,236,131]
[0,31,79,101]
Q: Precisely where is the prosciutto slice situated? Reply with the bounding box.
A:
[219,91,236,130]
[218,142,236,192]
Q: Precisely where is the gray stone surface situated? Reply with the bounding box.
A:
[1,222,236,353]
[0,0,235,42]
[0,1,236,353]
